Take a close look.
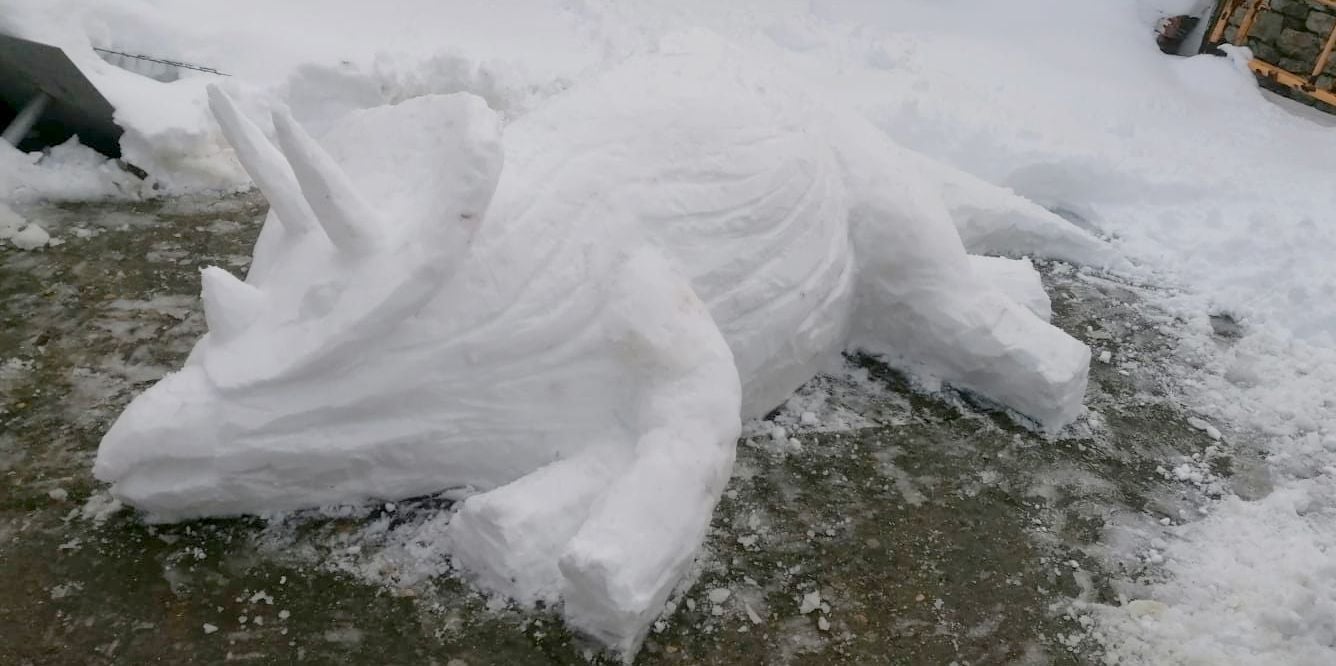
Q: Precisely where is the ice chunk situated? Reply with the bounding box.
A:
[1,205,52,250]
[10,223,51,250]
[800,590,822,614]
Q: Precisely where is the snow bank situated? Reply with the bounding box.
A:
[0,0,608,196]
[806,0,1336,345]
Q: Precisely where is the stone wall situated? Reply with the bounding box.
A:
[1220,0,1336,90]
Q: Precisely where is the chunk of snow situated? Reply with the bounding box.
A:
[744,602,763,625]
[9,223,51,250]
[1186,417,1222,440]
[0,204,53,250]
[203,623,218,634]
[800,590,822,615]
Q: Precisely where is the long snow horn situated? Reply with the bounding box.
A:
[271,107,383,255]
[200,266,265,343]
[206,85,319,237]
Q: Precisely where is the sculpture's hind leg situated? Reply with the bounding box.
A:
[843,171,1090,431]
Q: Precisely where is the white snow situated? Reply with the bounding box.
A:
[8,0,1336,663]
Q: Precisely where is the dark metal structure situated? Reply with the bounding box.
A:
[0,32,123,157]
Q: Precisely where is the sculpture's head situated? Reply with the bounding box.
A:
[93,86,505,516]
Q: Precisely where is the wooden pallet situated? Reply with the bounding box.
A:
[1208,0,1336,108]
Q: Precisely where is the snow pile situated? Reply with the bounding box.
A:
[1,139,145,203]
[803,0,1336,345]
[0,0,610,196]
[94,41,1105,653]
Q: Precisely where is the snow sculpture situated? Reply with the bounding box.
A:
[95,38,1112,654]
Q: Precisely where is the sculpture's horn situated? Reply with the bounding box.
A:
[271,107,383,255]
[200,266,265,343]
[206,85,318,237]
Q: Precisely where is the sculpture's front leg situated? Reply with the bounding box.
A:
[447,246,742,652]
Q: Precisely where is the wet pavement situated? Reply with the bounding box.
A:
[0,194,1248,665]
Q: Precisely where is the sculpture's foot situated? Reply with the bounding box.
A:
[558,426,735,653]
[446,247,743,655]
[445,445,633,605]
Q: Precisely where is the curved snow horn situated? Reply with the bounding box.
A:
[200,266,265,343]
[206,85,319,237]
[271,107,383,255]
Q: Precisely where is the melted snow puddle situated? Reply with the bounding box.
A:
[0,194,1269,664]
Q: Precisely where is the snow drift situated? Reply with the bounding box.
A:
[94,39,1108,653]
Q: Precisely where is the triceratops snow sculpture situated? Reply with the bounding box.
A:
[95,39,1113,653]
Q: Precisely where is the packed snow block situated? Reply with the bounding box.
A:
[0,33,122,157]
[98,39,1108,656]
